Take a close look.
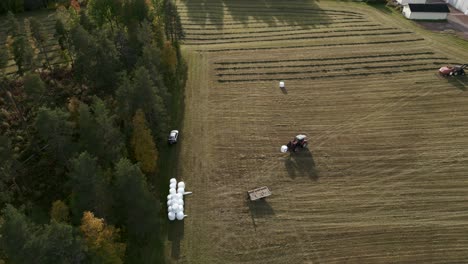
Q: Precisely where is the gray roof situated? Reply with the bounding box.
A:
[408,4,450,13]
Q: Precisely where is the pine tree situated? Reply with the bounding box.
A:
[23,73,45,101]
[78,98,123,166]
[50,200,70,223]
[11,34,35,75]
[35,107,75,167]
[68,152,111,223]
[131,109,158,174]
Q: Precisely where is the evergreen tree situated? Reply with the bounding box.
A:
[11,34,35,75]
[68,152,111,223]
[163,0,184,43]
[78,98,123,166]
[23,73,46,101]
[6,11,20,37]
[87,0,121,29]
[35,107,75,167]
[131,109,158,175]
[119,66,168,140]
[0,205,86,264]
[0,205,32,263]
[50,200,70,223]
[0,137,14,206]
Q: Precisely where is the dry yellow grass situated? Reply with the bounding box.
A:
[168,1,468,263]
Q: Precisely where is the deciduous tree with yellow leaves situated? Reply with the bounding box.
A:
[80,211,126,264]
[131,109,158,174]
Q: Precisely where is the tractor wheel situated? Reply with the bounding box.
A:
[449,72,453,76]
[454,72,459,76]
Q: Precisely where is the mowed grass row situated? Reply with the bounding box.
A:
[214,48,451,82]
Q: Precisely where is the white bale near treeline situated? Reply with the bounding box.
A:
[168,212,175,221]
[176,211,185,220]
[168,178,189,221]
[279,81,285,88]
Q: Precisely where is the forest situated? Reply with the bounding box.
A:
[0,0,185,263]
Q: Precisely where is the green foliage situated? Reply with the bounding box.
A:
[23,73,46,100]
[0,204,86,263]
[6,11,21,36]
[11,35,35,75]
[68,152,111,223]
[35,107,75,167]
[163,0,184,42]
[113,158,161,263]
[131,109,158,174]
[78,98,124,166]
[116,66,168,140]
[0,1,24,15]
[0,137,14,207]
[87,0,121,27]
[50,200,70,223]
[122,0,149,26]
[71,25,121,90]
[0,205,33,262]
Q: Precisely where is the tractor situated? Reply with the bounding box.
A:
[439,64,467,77]
[281,135,308,153]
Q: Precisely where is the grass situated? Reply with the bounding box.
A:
[170,0,468,263]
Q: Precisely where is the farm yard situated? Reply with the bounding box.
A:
[171,0,468,263]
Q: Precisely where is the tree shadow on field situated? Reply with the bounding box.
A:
[446,76,468,91]
[178,0,333,30]
[284,148,318,181]
[168,220,185,259]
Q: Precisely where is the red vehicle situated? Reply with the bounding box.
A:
[439,64,467,76]
[285,135,308,153]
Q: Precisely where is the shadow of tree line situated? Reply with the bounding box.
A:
[177,0,335,29]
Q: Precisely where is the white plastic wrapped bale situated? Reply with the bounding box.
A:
[176,211,185,220]
[281,145,288,153]
[170,183,176,189]
[177,187,185,194]
[169,188,176,195]
[178,182,185,189]
[166,200,172,207]
[170,178,177,184]
[279,81,285,88]
[175,193,183,200]
[168,212,175,221]
[167,194,172,200]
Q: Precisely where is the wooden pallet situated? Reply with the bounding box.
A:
[248,186,272,201]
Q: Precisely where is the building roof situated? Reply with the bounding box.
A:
[408,4,450,13]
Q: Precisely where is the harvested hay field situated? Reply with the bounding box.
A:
[169,0,468,263]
